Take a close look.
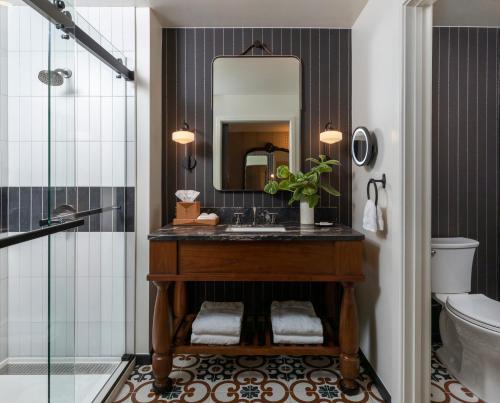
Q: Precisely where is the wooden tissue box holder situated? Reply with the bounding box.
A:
[172,201,219,226]
[175,201,200,219]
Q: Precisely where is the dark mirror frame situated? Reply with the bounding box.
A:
[351,126,377,167]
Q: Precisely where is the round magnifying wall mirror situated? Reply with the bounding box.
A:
[351,127,375,166]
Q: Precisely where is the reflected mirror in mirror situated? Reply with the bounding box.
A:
[221,121,289,190]
[213,56,301,191]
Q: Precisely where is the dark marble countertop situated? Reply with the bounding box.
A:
[148,223,364,241]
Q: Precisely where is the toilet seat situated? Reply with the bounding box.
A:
[446,294,500,333]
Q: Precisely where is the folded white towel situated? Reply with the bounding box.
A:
[191,301,244,337]
[191,333,240,345]
[271,301,323,337]
[273,334,323,345]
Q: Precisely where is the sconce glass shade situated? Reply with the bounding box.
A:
[172,122,195,144]
[172,130,194,144]
[320,130,343,144]
[320,122,342,144]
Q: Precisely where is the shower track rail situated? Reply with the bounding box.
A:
[0,219,85,249]
[22,0,134,81]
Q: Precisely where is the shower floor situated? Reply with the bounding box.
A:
[0,362,119,403]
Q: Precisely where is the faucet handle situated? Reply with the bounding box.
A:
[268,212,278,225]
[233,212,244,226]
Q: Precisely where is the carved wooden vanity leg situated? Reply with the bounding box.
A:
[152,281,173,393]
[339,282,360,395]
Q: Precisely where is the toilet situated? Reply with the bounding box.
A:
[432,237,500,402]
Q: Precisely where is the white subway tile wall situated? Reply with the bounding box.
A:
[3,6,136,359]
[0,5,8,364]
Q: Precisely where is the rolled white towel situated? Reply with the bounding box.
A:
[191,301,244,337]
[191,333,240,345]
[197,213,219,220]
[271,301,323,337]
[273,334,323,345]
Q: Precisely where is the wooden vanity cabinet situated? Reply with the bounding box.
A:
[148,238,364,395]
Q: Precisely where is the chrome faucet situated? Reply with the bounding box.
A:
[252,206,257,226]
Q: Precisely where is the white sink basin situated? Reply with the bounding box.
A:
[225,226,287,233]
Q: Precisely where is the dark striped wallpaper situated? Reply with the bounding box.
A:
[161,28,352,316]
[432,27,500,300]
[163,28,352,225]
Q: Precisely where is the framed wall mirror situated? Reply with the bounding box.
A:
[212,56,301,191]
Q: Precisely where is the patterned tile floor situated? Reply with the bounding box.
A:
[114,345,489,403]
[431,345,485,403]
[113,355,384,403]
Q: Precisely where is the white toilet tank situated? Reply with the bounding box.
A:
[431,237,479,294]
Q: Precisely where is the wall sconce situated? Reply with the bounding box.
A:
[172,121,197,171]
[320,122,343,144]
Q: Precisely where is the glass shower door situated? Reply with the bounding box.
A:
[47,5,77,402]
[1,2,133,401]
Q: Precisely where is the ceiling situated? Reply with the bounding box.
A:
[75,0,368,28]
[434,0,500,27]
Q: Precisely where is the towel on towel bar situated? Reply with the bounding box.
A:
[191,301,244,339]
[191,333,240,345]
[363,199,384,232]
[273,334,324,345]
[271,301,323,337]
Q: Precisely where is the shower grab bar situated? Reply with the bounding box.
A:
[0,219,85,249]
[39,205,121,226]
[22,0,134,81]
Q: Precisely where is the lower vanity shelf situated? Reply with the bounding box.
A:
[172,313,340,356]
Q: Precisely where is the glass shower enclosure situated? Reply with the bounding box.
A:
[0,1,135,402]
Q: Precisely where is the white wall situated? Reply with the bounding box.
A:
[351,0,404,400]
[0,5,8,364]
[135,7,163,354]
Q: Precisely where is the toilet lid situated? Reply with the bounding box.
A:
[446,294,500,333]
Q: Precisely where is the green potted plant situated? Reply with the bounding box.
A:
[264,155,341,224]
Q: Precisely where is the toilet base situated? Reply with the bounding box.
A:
[439,307,500,402]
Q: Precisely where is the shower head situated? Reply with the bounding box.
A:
[37,68,72,86]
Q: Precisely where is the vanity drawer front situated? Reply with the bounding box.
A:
[150,241,178,274]
[178,241,363,277]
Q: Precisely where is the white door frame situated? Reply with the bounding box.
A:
[401,1,436,402]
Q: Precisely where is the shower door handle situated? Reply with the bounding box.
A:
[39,205,121,226]
[0,219,85,249]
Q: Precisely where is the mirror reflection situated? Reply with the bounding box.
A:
[221,122,289,190]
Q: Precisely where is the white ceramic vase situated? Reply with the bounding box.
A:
[300,200,315,225]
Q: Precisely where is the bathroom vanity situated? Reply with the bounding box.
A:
[148,224,365,394]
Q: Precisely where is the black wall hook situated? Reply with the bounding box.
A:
[241,40,273,55]
[367,174,386,206]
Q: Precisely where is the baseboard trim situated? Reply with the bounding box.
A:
[135,354,152,366]
[359,349,391,403]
